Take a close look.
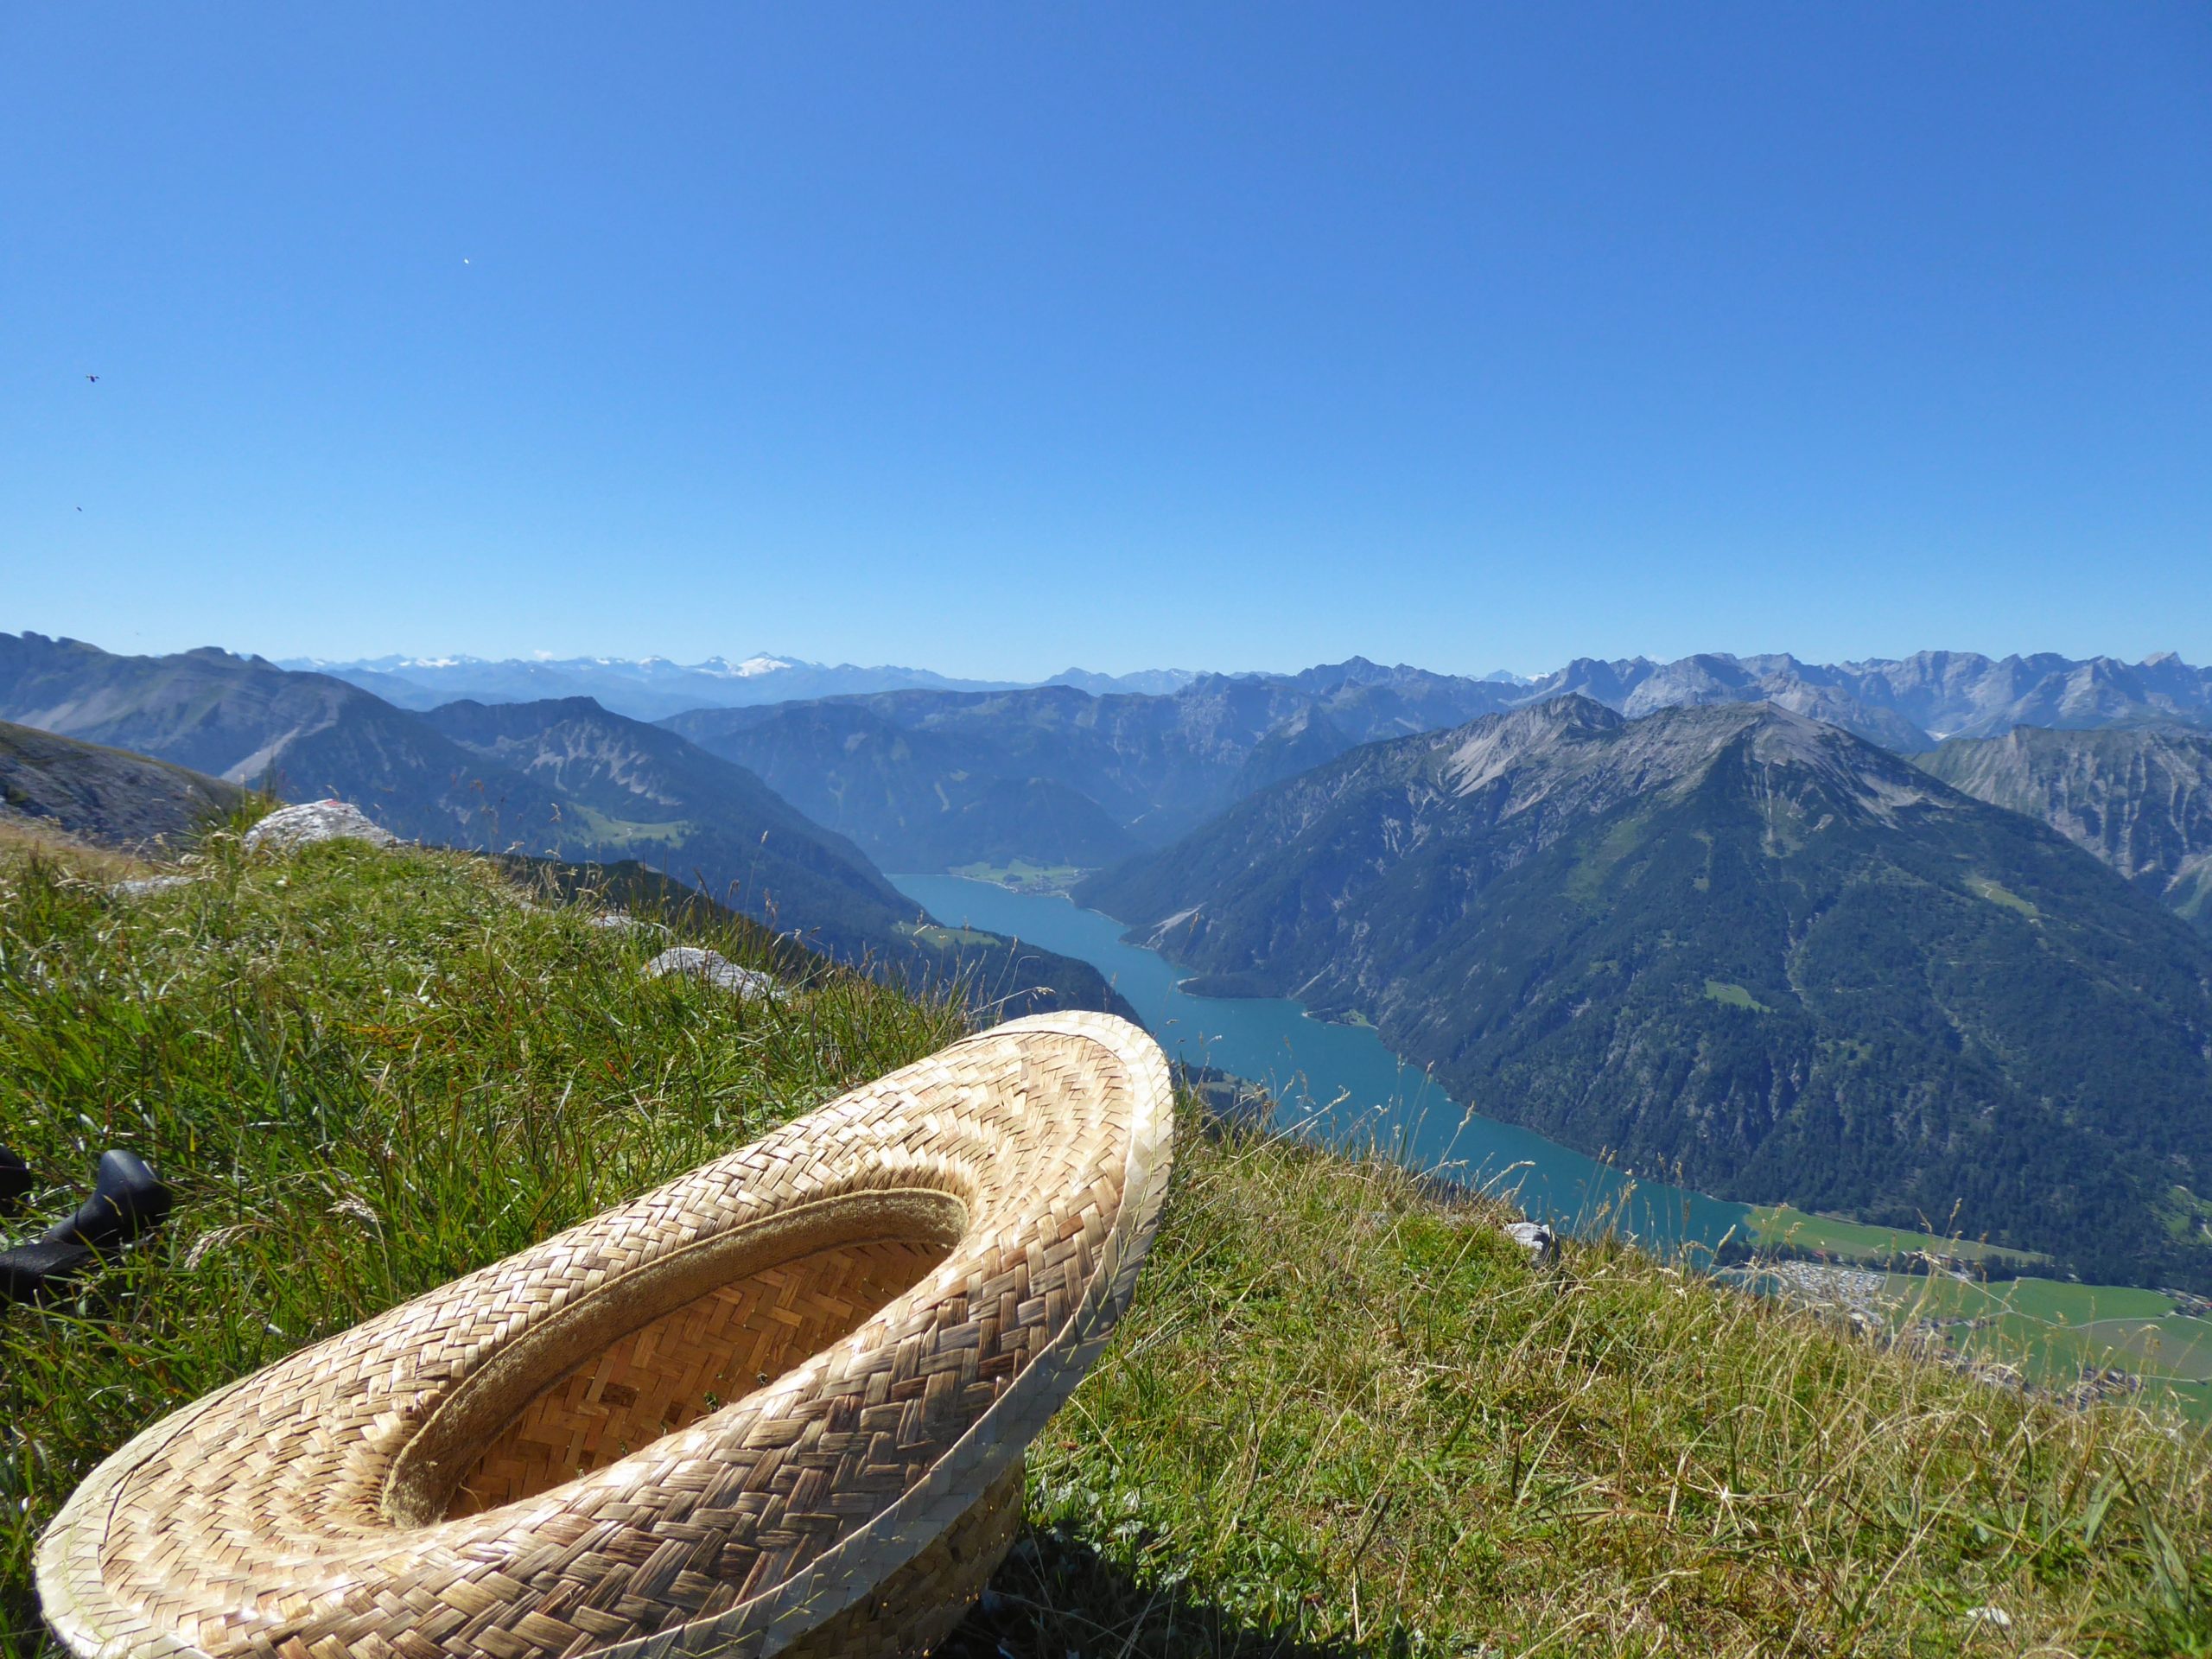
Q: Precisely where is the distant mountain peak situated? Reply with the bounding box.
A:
[1440,696,1949,829]
[692,653,801,677]
[1441,694,1618,781]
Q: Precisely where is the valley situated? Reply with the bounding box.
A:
[908,874,2212,1416]
[1078,697,2212,1293]
[891,874,1749,1249]
[14,623,2212,1387]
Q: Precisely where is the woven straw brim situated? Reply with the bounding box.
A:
[36,1011,1173,1659]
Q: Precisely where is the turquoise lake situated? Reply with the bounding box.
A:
[893,874,1754,1255]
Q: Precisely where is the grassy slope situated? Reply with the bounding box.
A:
[3,829,2210,1656]
[0,823,966,1656]
[965,1137,2212,1658]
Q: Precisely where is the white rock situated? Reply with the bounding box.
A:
[244,801,398,854]
[110,874,195,898]
[589,910,666,934]
[1503,1220,1560,1266]
[643,945,781,1002]
[1964,1605,2012,1629]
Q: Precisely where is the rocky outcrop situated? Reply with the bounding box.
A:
[1503,1221,1560,1267]
[641,945,782,1002]
[1917,722,2212,926]
[243,800,399,854]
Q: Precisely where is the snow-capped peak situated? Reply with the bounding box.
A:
[696,653,800,678]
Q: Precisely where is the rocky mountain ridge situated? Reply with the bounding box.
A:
[1917,721,2212,931]
[1526,650,2212,749]
[1079,696,2212,1290]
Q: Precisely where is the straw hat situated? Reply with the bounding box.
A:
[37,1011,1174,1659]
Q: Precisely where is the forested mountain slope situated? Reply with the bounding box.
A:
[1081,696,2212,1289]
[651,699,1141,872]
[1917,722,2212,931]
[664,658,1516,868]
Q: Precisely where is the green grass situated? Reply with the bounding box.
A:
[1751,1204,2050,1268]
[946,859,1088,893]
[1966,874,2041,919]
[1867,1274,2212,1418]
[8,822,2212,1656]
[1867,1272,2172,1335]
[0,821,963,1657]
[562,804,696,846]
[953,1131,2212,1657]
[899,918,1001,947]
[1701,979,1772,1014]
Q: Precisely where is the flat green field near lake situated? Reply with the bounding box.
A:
[1751,1202,2050,1267]
[1874,1273,2212,1417]
[944,859,1087,892]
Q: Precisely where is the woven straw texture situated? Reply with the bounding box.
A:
[36,1011,1173,1659]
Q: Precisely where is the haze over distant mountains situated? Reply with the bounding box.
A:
[664,658,1516,866]
[287,647,2212,749]
[0,632,1131,1019]
[280,652,1201,721]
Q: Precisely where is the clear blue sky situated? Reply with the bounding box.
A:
[4,5,2208,678]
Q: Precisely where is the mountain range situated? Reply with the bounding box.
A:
[655,650,2212,875]
[280,652,1198,721]
[1918,722,2212,931]
[662,658,1519,869]
[1518,651,2212,749]
[1079,697,2212,1290]
[290,646,2212,754]
[0,632,1130,1020]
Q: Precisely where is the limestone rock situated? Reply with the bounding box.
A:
[589,910,666,935]
[109,874,195,899]
[642,945,781,1002]
[244,801,398,855]
[1503,1220,1559,1267]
